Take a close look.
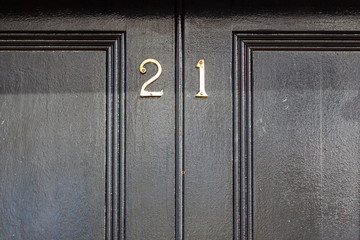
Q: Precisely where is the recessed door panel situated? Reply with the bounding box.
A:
[0,34,123,240]
[235,34,360,239]
[0,2,176,238]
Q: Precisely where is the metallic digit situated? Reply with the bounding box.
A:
[140,59,163,97]
[195,59,208,98]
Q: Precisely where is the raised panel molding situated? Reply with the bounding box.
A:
[0,32,125,240]
[233,32,360,240]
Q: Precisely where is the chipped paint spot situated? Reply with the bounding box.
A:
[262,126,267,133]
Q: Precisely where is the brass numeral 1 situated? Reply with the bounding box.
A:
[140,59,163,97]
[195,59,208,98]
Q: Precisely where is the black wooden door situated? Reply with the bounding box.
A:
[184,1,360,240]
[0,1,176,239]
[1,0,360,240]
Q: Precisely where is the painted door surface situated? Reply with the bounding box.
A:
[1,0,360,240]
[184,1,360,239]
[0,1,176,239]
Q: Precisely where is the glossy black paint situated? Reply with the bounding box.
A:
[0,3,176,240]
[1,0,360,239]
[250,38,360,240]
[184,2,360,239]
[0,34,123,239]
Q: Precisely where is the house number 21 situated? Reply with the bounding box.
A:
[140,58,208,98]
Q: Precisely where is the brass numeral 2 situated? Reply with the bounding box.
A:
[140,59,163,97]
